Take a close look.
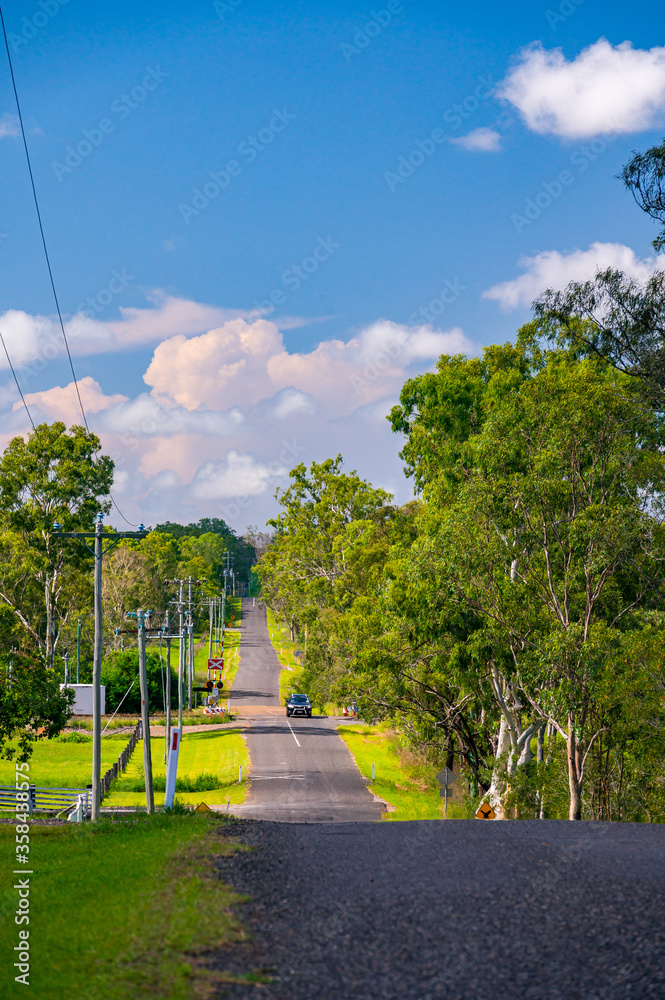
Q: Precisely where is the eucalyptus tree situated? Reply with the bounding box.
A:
[0,422,113,667]
[391,340,665,819]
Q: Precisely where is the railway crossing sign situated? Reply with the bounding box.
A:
[476,802,496,820]
[208,658,223,670]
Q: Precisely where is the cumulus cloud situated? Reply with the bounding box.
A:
[145,317,476,415]
[191,451,285,500]
[21,377,128,423]
[450,128,502,152]
[498,39,665,138]
[483,242,665,310]
[22,378,245,438]
[2,300,478,529]
[0,113,19,139]
[0,294,253,374]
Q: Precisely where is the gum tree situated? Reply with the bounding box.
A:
[0,422,113,668]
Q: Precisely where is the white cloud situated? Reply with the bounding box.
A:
[0,294,254,374]
[21,377,128,423]
[0,113,19,139]
[1,299,479,530]
[22,379,245,438]
[450,128,502,152]
[191,451,284,500]
[483,242,665,310]
[498,39,665,138]
[144,317,476,416]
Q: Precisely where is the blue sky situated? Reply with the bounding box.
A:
[1,0,665,531]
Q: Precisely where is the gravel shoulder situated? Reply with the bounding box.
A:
[209,818,665,1000]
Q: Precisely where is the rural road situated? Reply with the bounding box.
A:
[215,602,665,999]
[229,599,382,822]
[212,818,665,1000]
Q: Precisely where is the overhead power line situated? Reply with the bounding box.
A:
[0,329,35,429]
[0,3,89,433]
[0,4,140,528]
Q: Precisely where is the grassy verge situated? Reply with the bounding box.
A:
[265,607,339,711]
[339,724,471,821]
[0,733,132,792]
[105,727,249,808]
[0,813,256,999]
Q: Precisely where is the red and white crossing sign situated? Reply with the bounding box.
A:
[208,658,223,670]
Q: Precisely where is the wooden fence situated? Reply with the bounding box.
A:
[0,721,142,817]
[100,721,142,801]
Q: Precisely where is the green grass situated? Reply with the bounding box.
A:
[0,734,132,794]
[0,813,250,999]
[105,728,249,808]
[339,724,470,821]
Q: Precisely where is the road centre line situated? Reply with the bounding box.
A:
[286,718,301,746]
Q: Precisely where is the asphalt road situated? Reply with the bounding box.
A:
[211,818,665,1000]
[230,600,382,822]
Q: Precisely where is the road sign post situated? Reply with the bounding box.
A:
[437,766,457,819]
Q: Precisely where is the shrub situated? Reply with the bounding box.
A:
[101,650,178,714]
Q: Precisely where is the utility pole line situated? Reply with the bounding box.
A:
[165,609,171,762]
[52,516,147,822]
[136,610,155,814]
[187,576,193,710]
[178,580,185,730]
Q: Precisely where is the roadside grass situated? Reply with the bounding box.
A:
[266,607,339,714]
[0,734,131,793]
[105,728,249,808]
[0,813,254,1000]
[339,724,471,821]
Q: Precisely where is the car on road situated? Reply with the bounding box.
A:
[286,693,312,717]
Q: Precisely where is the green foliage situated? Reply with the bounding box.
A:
[259,338,665,822]
[101,649,178,713]
[0,653,74,761]
[121,771,223,792]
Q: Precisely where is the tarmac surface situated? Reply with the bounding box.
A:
[228,600,383,822]
[210,601,665,998]
[211,817,665,1000]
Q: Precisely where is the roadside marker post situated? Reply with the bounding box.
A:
[372,763,375,782]
[164,727,182,809]
[437,767,457,819]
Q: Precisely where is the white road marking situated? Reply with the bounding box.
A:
[286,718,301,746]
[252,775,306,780]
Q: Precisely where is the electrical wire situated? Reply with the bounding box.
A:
[0,329,35,429]
[0,3,88,433]
[0,4,141,529]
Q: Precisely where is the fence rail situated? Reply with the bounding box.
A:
[0,784,90,814]
[0,721,142,818]
[100,721,141,802]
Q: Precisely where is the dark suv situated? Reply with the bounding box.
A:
[286,693,312,718]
